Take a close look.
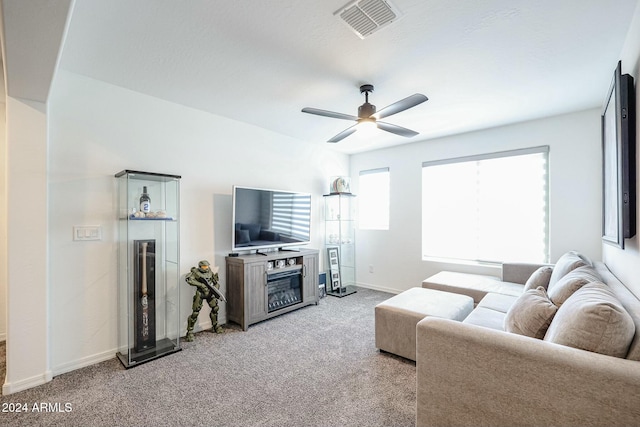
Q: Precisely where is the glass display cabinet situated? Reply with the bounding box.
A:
[324,192,357,297]
[115,170,182,368]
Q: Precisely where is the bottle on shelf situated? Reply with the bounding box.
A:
[140,186,151,213]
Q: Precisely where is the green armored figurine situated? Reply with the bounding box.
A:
[185,260,226,341]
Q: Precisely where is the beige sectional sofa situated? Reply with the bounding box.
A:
[417,251,640,426]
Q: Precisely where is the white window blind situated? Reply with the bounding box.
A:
[422,146,549,264]
[359,168,390,230]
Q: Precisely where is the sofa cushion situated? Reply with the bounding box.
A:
[422,271,523,305]
[477,293,519,313]
[504,287,558,339]
[548,251,591,288]
[594,262,640,361]
[523,266,554,291]
[547,265,602,307]
[462,307,505,331]
[235,229,251,244]
[544,282,635,358]
[240,223,262,240]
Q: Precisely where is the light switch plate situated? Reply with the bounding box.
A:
[73,226,102,241]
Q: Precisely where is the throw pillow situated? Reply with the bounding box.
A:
[523,266,554,291]
[544,282,635,358]
[236,229,251,244]
[241,223,261,241]
[547,265,602,307]
[548,251,591,288]
[504,286,558,339]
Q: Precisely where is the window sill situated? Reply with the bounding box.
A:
[422,256,502,275]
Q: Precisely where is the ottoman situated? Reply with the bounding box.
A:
[375,287,474,361]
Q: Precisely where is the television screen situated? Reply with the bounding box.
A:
[232,186,312,252]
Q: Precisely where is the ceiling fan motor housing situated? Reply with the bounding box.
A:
[358,102,376,118]
[358,84,376,118]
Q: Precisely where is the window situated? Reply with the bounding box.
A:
[422,146,549,263]
[359,168,390,230]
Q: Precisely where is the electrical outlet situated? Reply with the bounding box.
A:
[369,265,374,273]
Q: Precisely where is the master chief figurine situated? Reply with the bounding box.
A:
[185,260,226,341]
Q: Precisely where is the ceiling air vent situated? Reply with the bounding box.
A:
[335,0,402,39]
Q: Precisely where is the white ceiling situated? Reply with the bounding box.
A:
[5,0,640,154]
[0,0,71,103]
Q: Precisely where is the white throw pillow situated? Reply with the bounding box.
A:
[504,286,558,339]
[548,251,591,288]
[544,282,635,358]
[523,266,554,291]
[547,265,602,307]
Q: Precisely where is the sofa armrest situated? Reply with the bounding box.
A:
[416,317,640,427]
[501,262,548,284]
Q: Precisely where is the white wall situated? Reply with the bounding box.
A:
[3,97,51,394]
[0,100,6,343]
[603,1,640,296]
[46,70,349,376]
[350,109,602,294]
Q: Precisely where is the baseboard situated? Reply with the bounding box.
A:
[195,320,213,332]
[53,313,227,374]
[52,348,116,377]
[192,313,227,334]
[3,370,53,395]
[355,282,401,295]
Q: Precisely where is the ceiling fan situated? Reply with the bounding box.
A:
[302,84,428,143]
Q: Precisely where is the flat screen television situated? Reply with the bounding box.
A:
[602,61,636,248]
[231,185,312,252]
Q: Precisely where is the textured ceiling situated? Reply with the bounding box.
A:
[7,0,640,153]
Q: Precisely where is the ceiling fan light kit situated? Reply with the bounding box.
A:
[358,117,376,127]
[302,84,428,143]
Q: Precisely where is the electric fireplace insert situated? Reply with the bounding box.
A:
[266,268,302,313]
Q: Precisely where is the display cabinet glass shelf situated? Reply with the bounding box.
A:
[115,170,182,368]
[324,192,357,297]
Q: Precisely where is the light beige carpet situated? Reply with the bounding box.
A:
[0,287,416,426]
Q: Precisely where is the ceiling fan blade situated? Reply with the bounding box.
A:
[373,94,428,120]
[376,121,419,138]
[302,107,358,121]
[328,124,358,143]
